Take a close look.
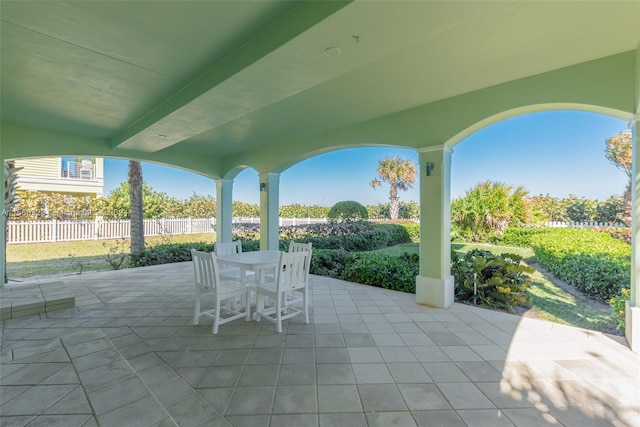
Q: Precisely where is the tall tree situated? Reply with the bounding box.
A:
[605,130,632,225]
[3,161,22,283]
[128,160,145,256]
[370,156,417,220]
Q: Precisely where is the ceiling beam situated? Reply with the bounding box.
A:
[110,1,351,153]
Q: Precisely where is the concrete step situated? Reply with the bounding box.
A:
[0,281,75,320]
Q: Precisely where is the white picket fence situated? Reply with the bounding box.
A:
[6,217,329,244]
[544,221,625,228]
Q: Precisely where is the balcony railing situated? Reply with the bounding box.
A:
[61,161,95,181]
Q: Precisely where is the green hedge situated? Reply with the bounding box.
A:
[500,227,551,247]
[343,252,419,294]
[130,241,215,267]
[397,223,420,242]
[132,223,411,268]
[309,248,356,279]
[530,228,630,302]
[278,223,411,251]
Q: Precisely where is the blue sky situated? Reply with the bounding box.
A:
[104,110,629,206]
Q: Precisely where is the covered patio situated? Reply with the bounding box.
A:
[2,3,640,423]
[2,2,640,348]
[1,265,639,426]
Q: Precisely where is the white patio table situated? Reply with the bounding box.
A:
[216,250,281,285]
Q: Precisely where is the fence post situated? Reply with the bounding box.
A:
[51,219,57,242]
[188,217,192,234]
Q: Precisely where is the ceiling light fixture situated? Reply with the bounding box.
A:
[324,47,341,57]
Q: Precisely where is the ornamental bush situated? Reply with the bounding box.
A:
[278,223,411,251]
[343,252,419,294]
[451,249,534,311]
[130,241,215,267]
[309,248,357,278]
[327,201,369,223]
[530,228,630,301]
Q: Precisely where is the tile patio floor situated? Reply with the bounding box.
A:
[1,262,639,426]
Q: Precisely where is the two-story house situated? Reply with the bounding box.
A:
[14,156,104,198]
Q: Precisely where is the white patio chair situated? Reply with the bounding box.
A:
[255,250,311,333]
[215,240,254,282]
[191,249,251,334]
[289,241,312,254]
[285,241,312,305]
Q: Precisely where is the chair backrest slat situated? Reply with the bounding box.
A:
[191,249,220,292]
[289,241,312,253]
[215,240,242,256]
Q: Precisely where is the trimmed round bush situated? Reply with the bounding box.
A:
[327,201,368,223]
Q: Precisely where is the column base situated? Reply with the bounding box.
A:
[415,275,454,308]
[626,301,640,353]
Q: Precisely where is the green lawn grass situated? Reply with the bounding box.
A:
[6,233,216,279]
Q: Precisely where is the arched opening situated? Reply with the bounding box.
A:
[449,109,629,335]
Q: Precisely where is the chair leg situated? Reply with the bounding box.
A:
[245,290,252,321]
[256,293,264,322]
[193,291,201,325]
[303,288,309,324]
[276,293,282,333]
[213,299,221,334]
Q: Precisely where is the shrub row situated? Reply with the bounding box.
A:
[309,249,418,294]
[132,222,411,268]
[499,227,551,247]
[274,222,411,251]
[130,241,215,267]
[530,228,630,302]
[343,252,419,294]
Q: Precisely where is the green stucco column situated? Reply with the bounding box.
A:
[259,172,280,251]
[629,114,640,352]
[415,146,454,308]
[1,151,6,286]
[215,179,233,243]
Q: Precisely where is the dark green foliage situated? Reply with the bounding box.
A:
[451,249,534,311]
[278,223,411,251]
[327,201,369,223]
[241,239,261,252]
[343,252,419,294]
[397,222,420,242]
[530,228,630,301]
[130,242,215,267]
[499,227,551,247]
[309,249,357,278]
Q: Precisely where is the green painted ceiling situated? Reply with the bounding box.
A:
[1,1,639,178]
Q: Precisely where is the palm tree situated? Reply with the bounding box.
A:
[129,160,145,256]
[3,161,22,283]
[370,156,417,220]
